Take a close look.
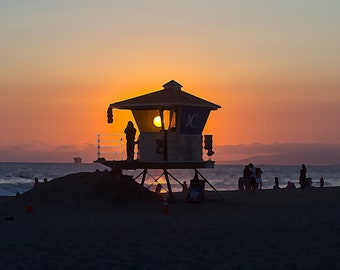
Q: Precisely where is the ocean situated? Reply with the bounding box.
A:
[0,162,339,196]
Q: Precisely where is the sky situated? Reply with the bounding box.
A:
[1,0,340,162]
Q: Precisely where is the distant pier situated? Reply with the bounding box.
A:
[73,157,82,163]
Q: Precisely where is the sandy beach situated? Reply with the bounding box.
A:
[1,171,339,270]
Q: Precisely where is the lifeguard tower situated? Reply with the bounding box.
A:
[100,80,221,199]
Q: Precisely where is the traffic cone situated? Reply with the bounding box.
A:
[162,198,169,214]
[26,201,33,213]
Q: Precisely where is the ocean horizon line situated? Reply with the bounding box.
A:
[1,161,339,167]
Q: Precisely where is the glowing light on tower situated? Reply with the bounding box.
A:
[153,116,162,127]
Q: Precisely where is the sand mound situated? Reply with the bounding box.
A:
[7,171,161,208]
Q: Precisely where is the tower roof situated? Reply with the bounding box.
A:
[110,80,221,110]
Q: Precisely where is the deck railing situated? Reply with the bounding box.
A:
[97,134,124,160]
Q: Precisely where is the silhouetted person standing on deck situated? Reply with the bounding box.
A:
[124,121,136,160]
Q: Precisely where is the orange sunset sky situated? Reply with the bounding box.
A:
[1,0,340,162]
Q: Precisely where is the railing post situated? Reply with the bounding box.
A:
[97,134,100,159]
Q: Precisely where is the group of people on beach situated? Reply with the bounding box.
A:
[273,177,297,190]
[238,163,325,191]
[238,163,263,191]
[15,177,48,197]
[33,177,48,188]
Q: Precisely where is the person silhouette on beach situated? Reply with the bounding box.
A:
[155,183,162,194]
[273,177,280,189]
[243,165,251,191]
[320,177,324,188]
[181,181,189,198]
[285,181,295,189]
[182,181,188,192]
[33,177,40,188]
[299,164,307,189]
[238,177,244,190]
[124,121,136,160]
[255,167,263,189]
[248,163,257,191]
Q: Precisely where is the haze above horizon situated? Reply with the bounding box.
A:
[1,1,339,162]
